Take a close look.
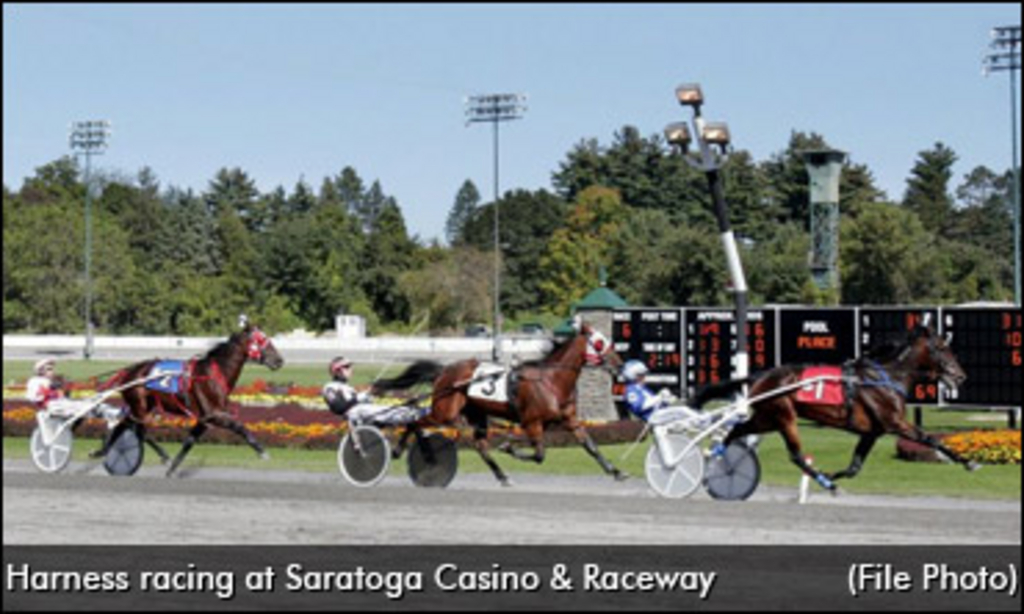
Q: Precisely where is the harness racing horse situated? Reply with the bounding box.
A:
[92,318,285,477]
[694,322,977,493]
[375,321,626,486]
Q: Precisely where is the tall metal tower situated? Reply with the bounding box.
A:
[69,120,111,359]
[984,25,1021,306]
[465,93,527,361]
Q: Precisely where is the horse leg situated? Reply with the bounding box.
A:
[889,420,981,472]
[467,412,512,487]
[392,425,417,460]
[566,418,627,482]
[777,415,839,494]
[827,434,878,482]
[89,419,131,459]
[206,413,269,461]
[166,422,208,477]
[140,425,171,465]
[499,421,545,464]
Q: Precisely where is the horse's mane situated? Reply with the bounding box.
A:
[520,333,579,369]
[203,330,246,362]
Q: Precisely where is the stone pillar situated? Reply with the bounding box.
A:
[576,309,620,422]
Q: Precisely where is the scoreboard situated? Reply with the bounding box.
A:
[943,308,1022,408]
[612,305,1021,410]
[778,309,857,366]
[684,309,776,398]
[612,309,683,398]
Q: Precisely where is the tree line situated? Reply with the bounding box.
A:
[3,127,1016,336]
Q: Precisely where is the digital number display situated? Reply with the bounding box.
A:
[684,309,776,398]
[779,309,858,366]
[612,309,683,398]
[859,308,941,404]
[942,308,1022,407]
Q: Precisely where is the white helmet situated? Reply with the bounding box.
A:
[34,358,56,376]
[621,360,649,383]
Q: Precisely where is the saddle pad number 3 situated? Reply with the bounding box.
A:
[468,364,509,404]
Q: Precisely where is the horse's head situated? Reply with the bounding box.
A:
[576,318,623,372]
[241,318,285,371]
[908,322,966,392]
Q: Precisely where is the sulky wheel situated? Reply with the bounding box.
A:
[645,431,705,499]
[704,440,761,501]
[102,424,145,477]
[30,415,74,474]
[407,433,458,488]
[338,425,391,487]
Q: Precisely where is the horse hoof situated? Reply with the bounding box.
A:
[259,452,271,462]
[613,471,630,482]
[88,449,106,460]
[500,478,515,488]
[966,461,982,472]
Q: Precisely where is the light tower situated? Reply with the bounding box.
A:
[465,93,528,361]
[664,84,750,383]
[69,120,111,360]
[984,25,1021,306]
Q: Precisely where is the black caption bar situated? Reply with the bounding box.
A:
[3,546,1020,611]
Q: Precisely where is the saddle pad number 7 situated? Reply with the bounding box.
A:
[796,366,845,405]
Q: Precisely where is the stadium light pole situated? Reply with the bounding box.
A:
[465,93,527,361]
[664,84,750,386]
[984,25,1021,306]
[69,120,111,359]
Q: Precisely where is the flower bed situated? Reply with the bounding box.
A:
[896,430,1021,466]
[3,398,644,451]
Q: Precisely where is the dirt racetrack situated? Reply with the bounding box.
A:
[3,459,1019,546]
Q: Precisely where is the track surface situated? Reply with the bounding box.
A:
[3,459,1019,546]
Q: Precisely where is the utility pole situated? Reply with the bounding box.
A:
[465,93,527,361]
[69,120,111,360]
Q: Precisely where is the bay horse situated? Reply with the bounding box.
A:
[91,318,284,477]
[374,321,626,486]
[693,322,977,493]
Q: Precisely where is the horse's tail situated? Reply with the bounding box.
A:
[372,360,445,394]
[692,376,756,409]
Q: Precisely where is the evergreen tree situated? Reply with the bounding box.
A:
[902,142,957,236]
[206,167,264,232]
[362,200,416,323]
[445,179,481,246]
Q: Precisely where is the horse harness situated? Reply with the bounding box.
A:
[839,360,909,430]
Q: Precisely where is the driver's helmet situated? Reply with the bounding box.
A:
[621,360,649,383]
[34,358,56,377]
[329,357,353,380]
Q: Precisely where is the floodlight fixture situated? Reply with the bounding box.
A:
[675,83,704,108]
[701,122,731,149]
[663,122,692,151]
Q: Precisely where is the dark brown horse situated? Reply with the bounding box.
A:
[92,318,284,476]
[694,323,976,493]
[375,321,626,486]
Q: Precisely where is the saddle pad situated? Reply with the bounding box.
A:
[145,360,186,394]
[467,363,510,404]
[796,366,845,405]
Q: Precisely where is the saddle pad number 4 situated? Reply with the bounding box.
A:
[468,364,509,404]
[146,361,186,394]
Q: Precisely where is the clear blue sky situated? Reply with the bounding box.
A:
[3,3,1019,242]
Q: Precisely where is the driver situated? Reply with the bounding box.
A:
[26,358,65,410]
[322,357,423,426]
[621,360,677,422]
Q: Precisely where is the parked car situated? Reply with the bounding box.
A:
[465,324,492,338]
[519,323,547,337]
